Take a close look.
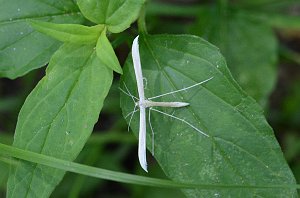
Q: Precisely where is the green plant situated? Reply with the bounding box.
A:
[0,0,300,197]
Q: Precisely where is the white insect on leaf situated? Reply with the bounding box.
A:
[124,35,213,172]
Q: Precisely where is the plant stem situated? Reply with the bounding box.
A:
[218,0,228,17]
[138,4,148,34]
[217,0,228,52]
[147,2,204,17]
[280,46,300,65]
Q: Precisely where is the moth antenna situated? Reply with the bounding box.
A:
[151,108,209,138]
[149,77,214,100]
[127,105,138,132]
[121,82,139,101]
[125,107,139,119]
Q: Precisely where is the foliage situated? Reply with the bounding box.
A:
[0,0,300,197]
[0,0,84,79]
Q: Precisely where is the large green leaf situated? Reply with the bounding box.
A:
[77,0,145,33]
[7,43,113,197]
[30,21,104,44]
[120,34,297,197]
[190,8,278,106]
[0,0,84,79]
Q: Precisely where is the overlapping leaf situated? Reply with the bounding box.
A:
[120,34,297,197]
[77,0,145,33]
[30,21,104,44]
[30,20,122,74]
[0,0,84,79]
[7,44,113,197]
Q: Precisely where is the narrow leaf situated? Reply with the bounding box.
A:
[77,0,145,33]
[96,29,123,74]
[30,20,105,44]
[1,143,300,190]
[0,0,84,79]
[7,43,113,197]
[120,34,297,197]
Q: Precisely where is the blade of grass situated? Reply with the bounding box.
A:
[0,143,300,190]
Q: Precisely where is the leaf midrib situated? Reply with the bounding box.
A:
[0,11,82,24]
[106,1,127,22]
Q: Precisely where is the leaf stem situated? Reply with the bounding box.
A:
[218,0,228,10]
[279,46,300,65]
[218,0,228,14]
[147,2,204,17]
[138,4,148,34]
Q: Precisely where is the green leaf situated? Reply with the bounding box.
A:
[96,29,123,74]
[190,9,278,106]
[77,0,145,33]
[7,43,113,197]
[30,20,105,44]
[0,0,84,79]
[120,34,297,197]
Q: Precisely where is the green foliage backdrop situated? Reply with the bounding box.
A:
[0,0,300,197]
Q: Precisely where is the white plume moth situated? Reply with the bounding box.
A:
[122,36,213,172]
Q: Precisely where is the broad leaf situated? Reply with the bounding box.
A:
[120,34,297,197]
[0,0,84,79]
[7,44,113,197]
[77,0,145,33]
[190,8,278,106]
[30,21,104,44]
[96,29,123,74]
